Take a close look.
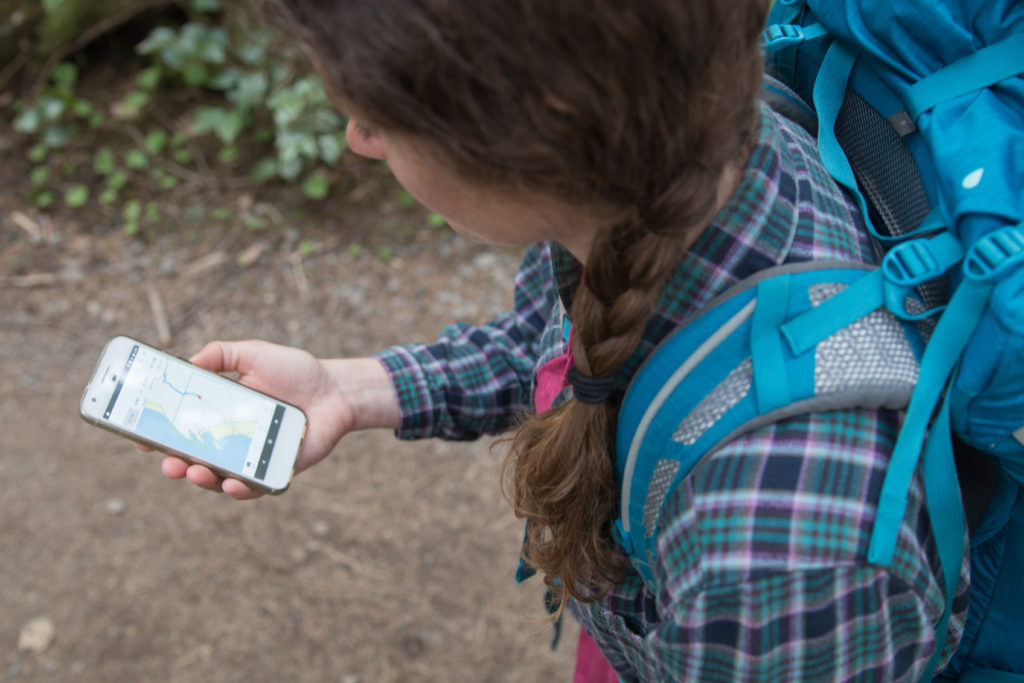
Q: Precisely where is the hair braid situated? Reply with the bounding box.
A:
[503,164,727,612]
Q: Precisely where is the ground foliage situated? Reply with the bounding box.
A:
[8,0,356,238]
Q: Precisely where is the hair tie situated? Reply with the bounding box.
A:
[567,366,617,404]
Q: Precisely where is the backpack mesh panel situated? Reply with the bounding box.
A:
[835,89,948,310]
[672,358,753,446]
[835,90,931,240]
[811,283,920,395]
[643,459,680,536]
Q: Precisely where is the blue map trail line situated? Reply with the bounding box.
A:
[163,372,202,400]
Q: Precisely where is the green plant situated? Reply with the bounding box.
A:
[10,1,350,235]
[133,10,346,192]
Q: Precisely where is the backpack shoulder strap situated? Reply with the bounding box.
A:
[613,260,927,587]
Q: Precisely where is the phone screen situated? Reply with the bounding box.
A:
[103,342,286,481]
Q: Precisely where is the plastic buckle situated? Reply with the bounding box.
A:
[762,24,808,51]
[882,238,949,319]
[964,225,1024,282]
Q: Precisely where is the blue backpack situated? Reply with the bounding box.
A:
[611,2,1024,680]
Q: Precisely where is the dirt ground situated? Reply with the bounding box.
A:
[0,142,578,679]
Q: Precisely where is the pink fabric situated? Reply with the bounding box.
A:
[573,628,620,683]
[533,348,574,413]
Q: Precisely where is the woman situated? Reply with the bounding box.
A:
[163,1,966,679]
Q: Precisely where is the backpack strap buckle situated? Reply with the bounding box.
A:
[964,225,1024,282]
[762,23,828,52]
[882,233,963,319]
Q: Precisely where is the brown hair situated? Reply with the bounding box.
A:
[272,0,768,610]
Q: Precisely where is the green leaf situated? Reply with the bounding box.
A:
[106,170,129,191]
[144,130,169,155]
[115,91,151,120]
[182,62,209,87]
[38,94,65,121]
[347,243,362,258]
[317,133,344,165]
[41,125,75,149]
[377,246,394,263]
[136,26,176,55]
[237,41,267,66]
[397,191,416,209]
[159,173,180,190]
[64,184,89,208]
[206,67,240,91]
[30,166,51,186]
[170,130,190,148]
[123,220,140,236]
[136,65,163,91]
[34,190,56,209]
[125,150,149,170]
[277,152,303,182]
[427,212,447,228]
[217,145,238,164]
[88,111,105,129]
[123,200,142,222]
[243,214,266,230]
[202,28,229,63]
[145,202,162,223]
[229,72,268,109]
[298,240,315,257]
[41,0,67,16]
[250,157,277,183]
[190,0,221,13]
[51,62,78,92]
[172,148,194,164]
[301,170,330,200]
[28,143,49,163]
[98,188,118,205]
[211,207,231,221]
[93,147,116,175]
[70,99,93,118]
[193,106,243,143]
[13,108,41,134]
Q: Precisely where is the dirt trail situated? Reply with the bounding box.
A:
[1,184,576,681]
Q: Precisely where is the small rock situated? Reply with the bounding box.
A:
[105,498,126,515]
[311,520,330,537]
[18,617,55,654]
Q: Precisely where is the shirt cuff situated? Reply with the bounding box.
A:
[373,345,443,440]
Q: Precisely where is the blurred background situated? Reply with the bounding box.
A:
[1,1,575,680]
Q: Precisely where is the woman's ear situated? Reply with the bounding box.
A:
[346,119,387,160]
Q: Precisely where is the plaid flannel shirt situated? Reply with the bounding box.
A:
[374,102,968,682]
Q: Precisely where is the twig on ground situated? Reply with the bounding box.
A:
[146,282,173,346]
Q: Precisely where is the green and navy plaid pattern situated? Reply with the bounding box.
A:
[375,102,967,681]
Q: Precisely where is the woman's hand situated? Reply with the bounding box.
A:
[160,340,400,499]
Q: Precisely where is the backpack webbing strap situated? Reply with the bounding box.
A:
[813,41,883,242]
[904,33,1024,122]
[780,232,963,355]
[868,277,990,566]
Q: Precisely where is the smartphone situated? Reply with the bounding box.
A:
[80,335,307,494]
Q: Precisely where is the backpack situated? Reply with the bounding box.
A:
[611,2,1024,680]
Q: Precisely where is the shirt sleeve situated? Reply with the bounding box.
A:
[373,242,557,441]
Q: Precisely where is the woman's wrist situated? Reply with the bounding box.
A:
[321,357,402,432]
